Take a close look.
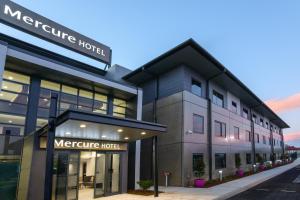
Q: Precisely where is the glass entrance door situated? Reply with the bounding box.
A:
[106,154,120,195]
[94,153,106,198]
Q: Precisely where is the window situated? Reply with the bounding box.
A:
[191,80,202,97]
[256,133,260,143]
[246,153,252,164]
[113,98,126,118]
[265,122,269,129]
[212,90,224,107]
[232,101,237,113]
[0,70,30,135]
[242,108,249,119]
[215,121,226,137]
[263,136,266,144]
[263,153,267,161]
[252,114,257,123]
[93,93,107,114]
[234,126,239,139]
[215,153,226,169]
[235,154,240,168]
[192,154,204,172]
[270,125,273,131]
[269,137,272,145]
[260,118,264,126]
[246,130,251,142]
[193,114,204,134]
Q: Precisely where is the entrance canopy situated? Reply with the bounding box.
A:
[38,109,166,142]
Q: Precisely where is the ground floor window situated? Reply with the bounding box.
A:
[215,153,226,169]
[246,153,252,164]
[192,153,204,172]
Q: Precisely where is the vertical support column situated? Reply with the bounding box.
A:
[44,93,58,200]
[107,94,113,115]
[280,129,284,155]
[206,80,212,180]
[24,77,41,136]
[250,109,256,164]
[153,135,158,197]
[135,88,143,189]
[270,125,275,161]
[0,43,8,91]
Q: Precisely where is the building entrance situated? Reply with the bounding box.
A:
[52,151,120,200]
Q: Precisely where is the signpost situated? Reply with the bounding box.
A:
[0,0,111,65]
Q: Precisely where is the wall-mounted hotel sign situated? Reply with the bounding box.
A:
[0,0,111,65]
[40,137,127,151]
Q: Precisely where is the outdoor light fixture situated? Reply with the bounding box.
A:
[8,120,12,123]
[101,135,107,138]
[253,164,257,172]
[117,129,123,133]
[8,76,13,80]
[43,98,48,102]
[65,132,71,135]
[0,93,3,96]
[80,124,86,128]
[141,131,146,135]
[124,137,129,140]
[3,85,7,89]
[218,170,223,181]
[230,136,234,140]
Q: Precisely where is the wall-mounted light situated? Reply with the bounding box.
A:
[117,129,123,133]
[141,131,146,135]
[80,124,86,128]
[65,132,71,135]
[124,137,129,140]
[8,76,13,80]
[102,135,107,138]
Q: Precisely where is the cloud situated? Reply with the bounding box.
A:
[265,93,300,113]
[284,132,300,142]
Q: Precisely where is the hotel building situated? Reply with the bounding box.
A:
[0,0,288,199]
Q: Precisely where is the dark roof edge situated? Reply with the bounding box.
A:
[0,33,107,76]
[124,39,289,128]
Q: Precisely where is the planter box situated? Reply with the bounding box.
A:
[194,179,206,188]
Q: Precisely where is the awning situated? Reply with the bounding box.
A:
[38,109,166,142]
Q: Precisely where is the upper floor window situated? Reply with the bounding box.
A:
[266,122,269,129]
[242,108,249,119]
[260,118,264,126]
[212,90,224,108]
[215,120,226,137]
[193,114,204,134]
[256,133,260,143]
[191,80,202,97]
[234,126,240,139]
[246,130,251,142]
[263,136,266,144]
[231,101,237,113]
[113,98,126,118]
[252,114,257,123]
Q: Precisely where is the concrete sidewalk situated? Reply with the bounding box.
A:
[101,159,300,200]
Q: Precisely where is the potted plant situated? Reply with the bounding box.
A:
[235,154,244,177]
[193,159,206,188]
[137,180,153,191]
[256,154,265,171]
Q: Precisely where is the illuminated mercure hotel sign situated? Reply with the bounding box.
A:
[40,137,127,151]
[0,0,111,64]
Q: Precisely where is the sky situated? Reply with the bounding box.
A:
[1,0,300,146]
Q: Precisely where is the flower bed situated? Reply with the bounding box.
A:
[202,160,293,188]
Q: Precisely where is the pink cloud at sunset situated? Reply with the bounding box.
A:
[284,132,300,142]
[265,93,300,113]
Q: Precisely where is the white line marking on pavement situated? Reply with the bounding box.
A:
[255,189,270,192]
[281,189,296,193]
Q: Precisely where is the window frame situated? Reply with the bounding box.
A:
[192,114,204,134]
[191,79,202,97]
[215,120,226,137]
[215,153,226,169]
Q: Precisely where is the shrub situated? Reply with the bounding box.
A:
[137,180,153,191]
[235,154,241,169]
[194,159,205,178]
